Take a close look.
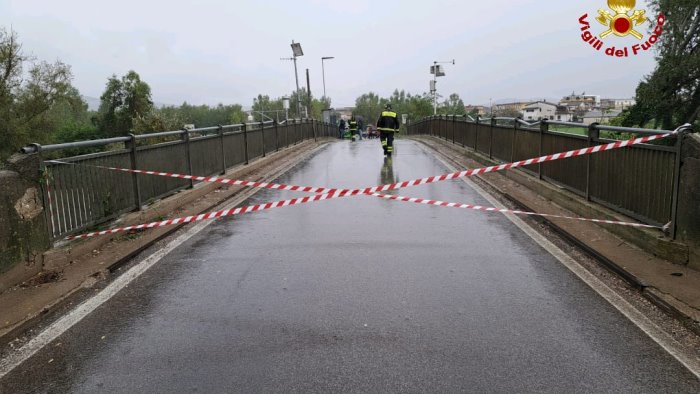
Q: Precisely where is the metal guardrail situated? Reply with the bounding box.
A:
[22,118,335,240]
[407,115,693,238]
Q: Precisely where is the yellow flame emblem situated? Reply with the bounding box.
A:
[596,0,648,39]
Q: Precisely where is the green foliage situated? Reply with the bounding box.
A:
[96,70,154,136]
[624,1,700,129]
[354,89,437,129]
[354,92,386,126]
[437,93,466,116]
[0,27,92,160]
[285,88,328,119]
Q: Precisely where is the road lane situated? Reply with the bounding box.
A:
[2,139,699,393]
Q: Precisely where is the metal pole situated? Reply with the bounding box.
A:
[217,124,226,175]
[586,123,600,201]
[293,55,301,118]
[489,117,495,159]
[670,135,683,239]
[127,134,142,210]
[274,120,279,152]
[511,118,518,163]
[538,120,547,180]
[181,129,194,189]
[322,59,327,99]
[433,61,437,115]
[306,68,311,119]
[261,121,266,157]
[242,123,249,165]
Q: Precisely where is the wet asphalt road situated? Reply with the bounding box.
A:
[2,139,699,393]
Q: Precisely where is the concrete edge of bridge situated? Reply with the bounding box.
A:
[0,138,334,346]
[412,135,700,337]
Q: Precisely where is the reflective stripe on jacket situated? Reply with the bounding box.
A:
[377,111,399,132]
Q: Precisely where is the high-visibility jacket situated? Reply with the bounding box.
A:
[348,120,358,131]
[377,111,399,132]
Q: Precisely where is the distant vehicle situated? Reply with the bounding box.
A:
[366,125,379,139]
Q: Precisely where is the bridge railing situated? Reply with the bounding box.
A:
[407,115,686,238]
[21,118,335,241]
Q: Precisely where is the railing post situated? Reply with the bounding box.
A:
[489,117,495,159]
[217,124,226,175]
[475,115,480,150]
[670,134,683,239]
[261,121,266,157]
[181,129,194,189]
[274,120,280,152]
[313,119,317,142]
[295,119,299,145]
[511,117,519,163]
[126,133,142,210]
[538,119,548,180]
[452,115,456,144]
[586,123,600,201]
[242,123,249,165]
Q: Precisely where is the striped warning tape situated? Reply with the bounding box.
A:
[48,124,685,198]
[66,188,660,240]
[53,125,689,240]
[368,192,664,229]
[64,190,359,240]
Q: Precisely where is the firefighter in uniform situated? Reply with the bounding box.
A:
[376,104,399,157]
[348,116,358,142]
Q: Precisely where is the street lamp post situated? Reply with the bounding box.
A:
[430,59,455,115]
[321,56,334,101]
[281,40,304,119]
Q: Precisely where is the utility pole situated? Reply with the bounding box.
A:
[306,68,311,118]
[430,59,455,115]
[292,49,301,118]
[282,40,304,119]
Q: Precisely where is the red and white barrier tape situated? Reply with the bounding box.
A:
[65,190,360,240]
[48,126,681,198]
[66,188,660,240]
[53,126,686,240]
[368,192,663,229]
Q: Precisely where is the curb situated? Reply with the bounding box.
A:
[0,140,330,345]
[414,136,700,335]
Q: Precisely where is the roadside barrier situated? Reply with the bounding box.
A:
[51,126,686,240]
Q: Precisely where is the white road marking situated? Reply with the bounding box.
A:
[429,145,700,380]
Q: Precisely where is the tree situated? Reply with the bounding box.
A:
[353,90,434,128]
[0,27,92,160]
[97,70,153,136]
[354,92,386,125]
[438,93,466,115]
[624,1,700,129]
[251,94,284,122]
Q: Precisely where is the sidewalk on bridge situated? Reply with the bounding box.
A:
[415,136,700,334]
[0,140,331,344]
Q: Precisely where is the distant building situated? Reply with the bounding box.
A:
[555,106,573,122]
[335,107,355,120]
[601,98,636,110]
[493,102,530,114]
[581,109,622,125]
[520,101,558,121]
[464,105,487,116]
[559,92,600,112]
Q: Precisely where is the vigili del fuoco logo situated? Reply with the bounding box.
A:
[579,0,665,57]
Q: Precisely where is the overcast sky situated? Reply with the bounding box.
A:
[1,0,659,108]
